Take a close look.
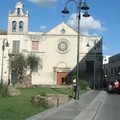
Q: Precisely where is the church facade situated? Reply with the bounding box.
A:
[0,1,103,87]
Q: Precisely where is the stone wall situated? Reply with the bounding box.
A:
[47,94,70,107]
[31,94,70,107]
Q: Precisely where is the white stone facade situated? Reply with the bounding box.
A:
[104,54,120,82]
[0,1,103,87]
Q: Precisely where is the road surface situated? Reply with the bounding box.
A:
[93,92,120,120]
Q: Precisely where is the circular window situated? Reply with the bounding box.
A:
[56,40,69,54]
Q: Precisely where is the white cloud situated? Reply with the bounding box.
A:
[103,45,107,50]
[67,13,106,36]
[27,0,58,8]
[40,25,47,32]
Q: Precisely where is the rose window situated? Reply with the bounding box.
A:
[56,40,69,53]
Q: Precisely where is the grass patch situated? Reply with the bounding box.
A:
[0,86,89,120]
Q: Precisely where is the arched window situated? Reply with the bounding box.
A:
[19,21,24,32]
[12,21,17,32]
[17,8,21,16]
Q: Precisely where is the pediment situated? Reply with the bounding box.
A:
[47,22,77,35]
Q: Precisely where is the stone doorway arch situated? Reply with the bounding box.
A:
[53,62,71,85]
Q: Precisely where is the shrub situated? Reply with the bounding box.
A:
[79,79,89,90]
[0,84,8,97]
[39,92,47,96]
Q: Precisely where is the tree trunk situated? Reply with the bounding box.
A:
[15,74,32,88]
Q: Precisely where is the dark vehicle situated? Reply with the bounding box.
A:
[107,82,114,93]
[107,81,120,94]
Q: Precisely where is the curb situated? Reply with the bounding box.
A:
[26,90,93,120]
[26,90,103,120]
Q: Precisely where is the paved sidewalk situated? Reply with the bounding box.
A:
[26,90,106,120]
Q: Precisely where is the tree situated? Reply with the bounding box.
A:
[9,54,41,88]
[26,54,42,76]
[9,54,27,81]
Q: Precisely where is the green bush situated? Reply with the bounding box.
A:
[39,92,47,96]
[78,80,89,90]
[0,84,8,97]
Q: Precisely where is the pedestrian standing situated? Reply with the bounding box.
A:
[114,80,119,94]
[73,78,77,99]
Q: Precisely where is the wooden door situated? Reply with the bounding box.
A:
[57,72,68,85]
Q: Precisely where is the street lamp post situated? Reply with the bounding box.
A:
[1,39,9,85]
[62,0,90,99]
[86,40,96,90]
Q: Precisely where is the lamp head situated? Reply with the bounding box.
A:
[61,7,69,14]
[83,10,90,17]
[81,3,89,10]
[6,41,9,47]
[86,43,90,47]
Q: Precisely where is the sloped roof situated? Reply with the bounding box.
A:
[0,30,7,35]
[47,22,77,35]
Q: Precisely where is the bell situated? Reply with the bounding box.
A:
[61,7,69,14]
[13,25,16,29]
[83,10,90,17]
[19,23,23,28]
[81,3,89,10]
[19,25,23,28]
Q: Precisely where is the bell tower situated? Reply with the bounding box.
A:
[8,0,29,34]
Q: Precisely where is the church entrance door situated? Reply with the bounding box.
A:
[57,72,68,85]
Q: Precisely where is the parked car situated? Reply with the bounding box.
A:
[107,82,115,93]
[107,81,120,94]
